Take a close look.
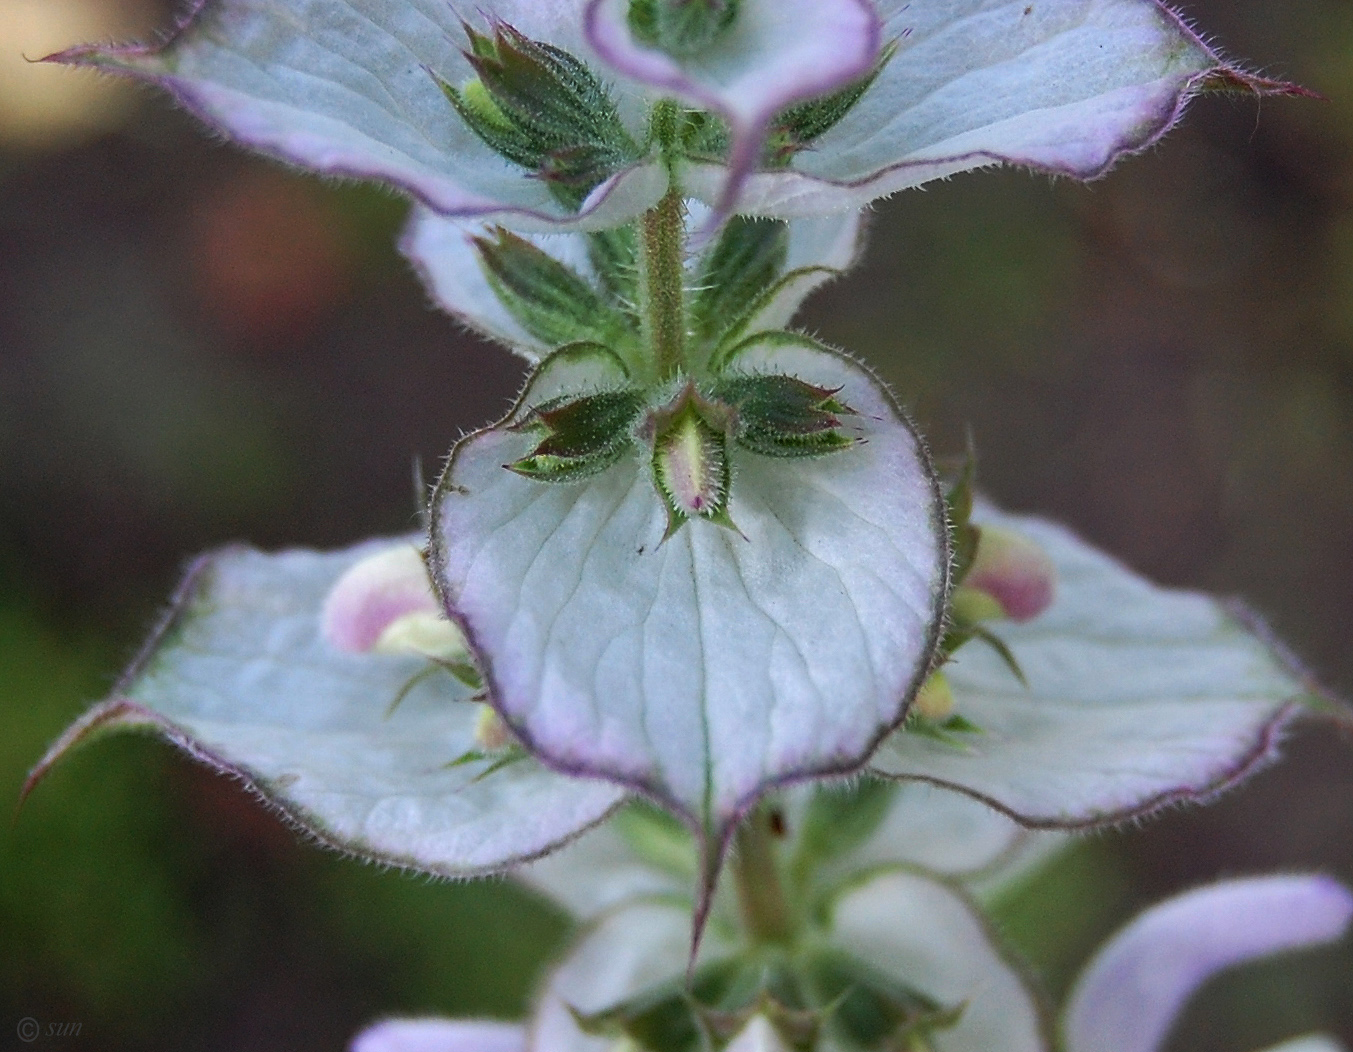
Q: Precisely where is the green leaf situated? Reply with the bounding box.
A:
[792,779,898,883]
[765,42,897,167]
[691,218,790,346]
[588,226,642,315]
[473,229,633,350]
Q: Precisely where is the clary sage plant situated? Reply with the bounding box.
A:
[27,0,1353,1049]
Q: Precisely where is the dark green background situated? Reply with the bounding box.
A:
[2,1,1352,1048]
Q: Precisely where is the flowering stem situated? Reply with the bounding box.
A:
[639,103,687,381]
[639,187,686,380]
[734,804,794,945]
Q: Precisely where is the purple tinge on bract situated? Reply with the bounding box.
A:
[44,0,1307,226]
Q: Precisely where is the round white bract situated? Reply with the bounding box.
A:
[430,339,946,836]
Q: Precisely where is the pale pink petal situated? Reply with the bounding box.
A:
[320,542,438,653]
[1064,875,1353,1052]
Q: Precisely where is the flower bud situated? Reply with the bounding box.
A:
[647,386,737,539]
[964,526,1056,622]
[912,671,955,721]
[473,705,516,752]
[437,21,639,209]
[949,585,1005,626]
[373,611,470,664]
[321,544,441,653]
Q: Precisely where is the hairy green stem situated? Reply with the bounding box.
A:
[734,805,794,945]
[639,187,687,380]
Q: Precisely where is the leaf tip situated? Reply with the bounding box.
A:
[18,698,160,817]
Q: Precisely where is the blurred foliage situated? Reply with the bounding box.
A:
[1,607,200,1032]
[4,0,1353,1047]
[2,600,566,1050]
[987,839,1135,1005]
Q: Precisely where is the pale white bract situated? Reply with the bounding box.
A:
[27,496,1317,892]
[680,0,1297,217]
[27,540,626,877]
[48,0,668,230]
[46,0,1293,227]
[427,338,948,839]
[871,504,1308,827]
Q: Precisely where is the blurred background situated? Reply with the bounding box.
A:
[2,0,1352,1048]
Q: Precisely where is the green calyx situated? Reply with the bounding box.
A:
[910,456,1026,712]
[501,360,862,540]
[629,0,741,59]
[574,784,972,1052]
[507,388,647,483]
[714,373,859,458]
[438,21,639,209]
[470,208,810,374]
[691,218,789,346]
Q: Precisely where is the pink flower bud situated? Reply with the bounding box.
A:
[656,409,726,518]
[646,385,738,539]
[964,527,1056,623]
[320,544,441,653]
